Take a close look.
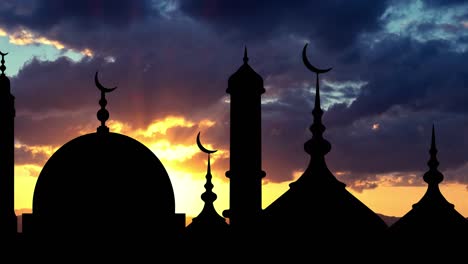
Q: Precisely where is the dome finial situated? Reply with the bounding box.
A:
[196,132,218,204]
[0,51,8,75]
[423,124,443,185]
[302,43,333,157]
[94,71,117,133]
[243,45,249,64]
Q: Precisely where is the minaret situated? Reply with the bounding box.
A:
[223,47,266,231]
[0,51,17,236]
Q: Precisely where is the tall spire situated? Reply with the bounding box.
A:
[423,124,443,185]
[302,43,332,157]
[94,71,117,134]
[412,124,451,210]
[262,44,388,243]
[196,132,219,206]
[201,154,217,204]
[186,132,228,236]
[243,45,249,64]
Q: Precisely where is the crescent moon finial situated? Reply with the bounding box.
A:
[95,71,117,133]
[302,43,332,74]
[95,71,117,93]
[196,132,218,154]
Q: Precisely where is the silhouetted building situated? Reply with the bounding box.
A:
[2,45,468,259]
[26,72,184,256]
[0,52,17,238]
[262,44,387,252]
[223,47,266,234]
[387,126,468,254]
[185,132,229,245]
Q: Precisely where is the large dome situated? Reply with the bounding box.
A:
[33,132,175,238]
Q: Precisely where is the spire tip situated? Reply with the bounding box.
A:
[243,46,248,64]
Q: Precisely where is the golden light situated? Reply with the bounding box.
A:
[147,140,199,162]
[81,48,94,57]
[372,123,380,130]
[0,26,93,57]
[9,28,65,50]
[15,142,58,157]
[14,114,468,223]
[107,120,132,134]
[199,119,216,128]
[136,116,195,137]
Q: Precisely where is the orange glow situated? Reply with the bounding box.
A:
[8,28,65,50]
[349,183,468,217]
[147,140,199,162]
[15,165,40,211]
[199,119,216,128]
[14,116,228,221]
[0,27,93,57]
[81,48,94,57]
[136,116,195,137]
[13,116,468,224]
[15,142,58,157]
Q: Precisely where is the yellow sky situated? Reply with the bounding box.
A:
[13,116,468,222]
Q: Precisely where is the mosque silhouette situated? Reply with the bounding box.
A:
[0,44,467,260]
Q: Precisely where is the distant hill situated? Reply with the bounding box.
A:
[377,213,401,226]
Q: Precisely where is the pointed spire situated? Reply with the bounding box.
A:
[243,45,249,64]
[423,124,443,185]
[0,51,7,76]
[94,71,117,134]
[201,154,217,204]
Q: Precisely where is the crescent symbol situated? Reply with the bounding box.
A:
[302,43,332,74]
[196,132,217,154]
[0,51,8,56]
[95,71,117,93]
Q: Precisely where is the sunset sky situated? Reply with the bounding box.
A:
[2,0,468,221]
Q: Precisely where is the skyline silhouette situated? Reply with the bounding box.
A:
[1,3,468,250]
[1,41,467,260]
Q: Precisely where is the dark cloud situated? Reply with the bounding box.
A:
[423,0,468,6]
[0,0,153,31]
[3,0,468,192]
[326,36,468,127]
[179,0,388,51]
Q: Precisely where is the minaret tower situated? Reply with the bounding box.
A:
[0,51,17,236]
[223,47,266,231]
